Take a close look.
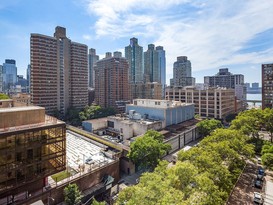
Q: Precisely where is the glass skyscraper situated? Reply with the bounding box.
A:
[144,44,166,98]
[2,59,17,93]
[125,37,143,83]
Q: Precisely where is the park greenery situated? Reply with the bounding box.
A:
[196,118,223,137]
[128,130,171,170]
[0,93,9,99]
[64,183,82,205]
[64,105,116,126]
[119,127,254,205]
[79,105,116,121]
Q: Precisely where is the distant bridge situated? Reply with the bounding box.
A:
[246,100,262,106]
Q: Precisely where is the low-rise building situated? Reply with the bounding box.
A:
[82,117,108,133]
[0,100,66,201]
[126,99,195,128]
[107,115,162,140]
[166,86,237,119]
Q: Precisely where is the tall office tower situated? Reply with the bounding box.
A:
[204,68,244,88]
[94,52,130,112]
[125,37,143,83]
[144,44,158,82]
[31,26,88,116]
[172,56,195,87]
[262,63,273,109]
[88,48,99,88]
[0,65,2,92]
[144,44,166,98]
[2,59,17,93]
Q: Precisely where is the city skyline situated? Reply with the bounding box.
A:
[1,0,273,84]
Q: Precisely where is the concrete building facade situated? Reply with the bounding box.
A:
[107,115,162,140]
[94,52,130,112]
[130,82,162,100]
[166,86,237,119]
[88,48,99,88]
[171,56,195,87]
[126,99,195,128]
[204,68,244,89]
[0,101,66,202]
[262,63,273,109]
[30,26,88,116]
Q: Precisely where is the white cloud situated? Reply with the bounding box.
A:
[83,34,92,40]
[84,0,273,82]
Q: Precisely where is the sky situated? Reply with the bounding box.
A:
[1,0,273,85]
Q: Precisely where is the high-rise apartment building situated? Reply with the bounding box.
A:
[30,26,88,116]
[204,68,244,88]
[262,63,273,109]
[144,44,166,98]
[0,100,66,202]
[88,48,99,88]
[125,38,143,83]
[94,52,130,112]
[2,59,17,93]
[171,56,195,87]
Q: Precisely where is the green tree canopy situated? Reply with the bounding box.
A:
[79,105,116,121]
[128,130,171,169]
[263,108,273,142]
[0,93,9,99]
[230,109,263,138]
[196,119,223,137]
[261,153,273,170]
[64,183,82,205]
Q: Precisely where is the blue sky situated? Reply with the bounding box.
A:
[1,0,273,85]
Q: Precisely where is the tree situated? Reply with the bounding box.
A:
[128,130,171,169]
[79,105,116,121]
[196,119,223,137]
[92,198,105,205]
[262,108,273,142]
[0,93,9,99]
[230,109,263,138]
[64,183,82,205]
[261,153,273,170]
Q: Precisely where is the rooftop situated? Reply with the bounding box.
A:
[0,105,43,113]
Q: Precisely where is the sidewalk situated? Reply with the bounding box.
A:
[264,175,273,205]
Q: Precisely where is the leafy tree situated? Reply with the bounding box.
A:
[196,119,223,137]
[261,153,273,170]
[128,130,171,169]
[0,93,9,99]
[230,109,263,138]
[262,108,273,142]
[64,183,82,205]
[79,105,116,121]
[92,199,105,205]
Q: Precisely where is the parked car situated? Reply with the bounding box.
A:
[253,192,263,204]
[258,167,265,176]
[257,173,264,180]
[254,179,263,189]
